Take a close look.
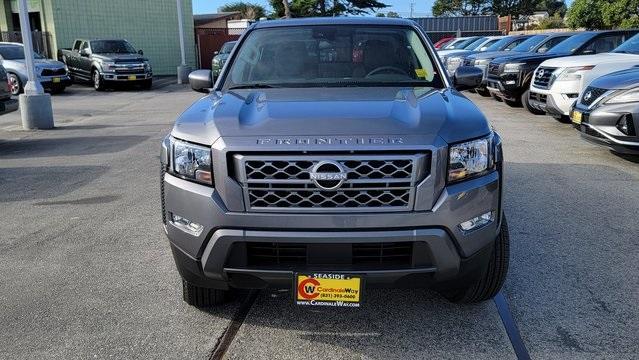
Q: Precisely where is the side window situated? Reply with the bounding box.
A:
[73,40,82,52]
[504,38,525,51]
[80,42,89,53]
[582,35,624,54]
[536,36,568,54]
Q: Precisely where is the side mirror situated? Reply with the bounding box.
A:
[453,66,483,91]
[189,69,214,93]
[581,49,596,55]
[138,49,144,56]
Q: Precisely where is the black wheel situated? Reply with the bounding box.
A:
[182,280,229,307]
[522,90,545,115]
[441,216,510,303]
[476,87,491,97]
[93,69,105,91]
[141,79,152,90]
[49,86,65,95]
[552,114,571,123]
[504,98,522,107]
[7,73,22,96]
[491,93,503,102]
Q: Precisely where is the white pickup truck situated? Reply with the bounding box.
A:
[528,33,639,120]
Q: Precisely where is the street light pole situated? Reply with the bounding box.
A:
[17,0,53,129]
[176,0,191,84]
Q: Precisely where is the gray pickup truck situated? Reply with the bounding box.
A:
[162,18,508,308]
[59,39,152,91]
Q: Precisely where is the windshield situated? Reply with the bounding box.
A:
[224,25,444,89]
[546,33,593,54]
[613,33,639,54]
[91,40,137,54]
[445,37,478,50]
[466,37,488,50]
[511,35,547,52]
[0,45,44,60]
[484,37,515,52]
[220,41,237,54]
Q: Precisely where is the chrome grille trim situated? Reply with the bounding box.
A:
[233,153,430,213]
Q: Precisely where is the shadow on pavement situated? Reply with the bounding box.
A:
[0,166,109,202]
[0,135,148,159]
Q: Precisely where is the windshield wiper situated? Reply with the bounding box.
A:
[229,84,278,90]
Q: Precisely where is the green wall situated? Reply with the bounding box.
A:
[47,0,195,75]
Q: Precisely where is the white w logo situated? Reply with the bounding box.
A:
[304,285,316,293]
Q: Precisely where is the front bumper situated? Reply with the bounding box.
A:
[486,73,523,101]
[163,168,502,289]
[529,84,579,116]
[39,75,72,88]
[102,72,152,81]
[571,103,639,154]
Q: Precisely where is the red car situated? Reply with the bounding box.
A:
[434,36,455,49]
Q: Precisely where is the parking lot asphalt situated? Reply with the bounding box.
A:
[0,84,637,359]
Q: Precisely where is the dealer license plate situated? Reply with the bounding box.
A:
[52,77,61,83]
[571,110,582,124]
[295,273,361,307]
[128,75,137,81]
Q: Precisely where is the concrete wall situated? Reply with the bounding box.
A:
[0,0,195,75]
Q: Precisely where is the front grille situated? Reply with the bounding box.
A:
[114,68,144,74]
[41,68,66,76]
[580,86,608,106]
[234,153,429,212]
[533,67,556,89]
[488,63,501,75]
[245,242,414,268]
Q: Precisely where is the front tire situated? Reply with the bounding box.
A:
[141,79,152,90]
[476,87,491,97]
[522,90,545,115]
[441,216,510,303]
[93,69,106,91]
[8,73,22,96]
[552,114,571,123]
[182,280,229,308]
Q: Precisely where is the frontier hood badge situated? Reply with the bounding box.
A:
[310,161,348,190]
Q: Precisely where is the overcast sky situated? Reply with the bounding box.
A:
[193,0,435,17]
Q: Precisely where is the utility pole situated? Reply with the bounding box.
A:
[17,0,53,129]
[176,0,191,84]
[410,2,415,18]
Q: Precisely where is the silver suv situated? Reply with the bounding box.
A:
[161,18,509,308]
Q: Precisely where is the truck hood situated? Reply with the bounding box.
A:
[467,50,519,61]
[490,52,569,65]
[171,87,491,146]
[4,58,66,68]
[92,53,146,62]
[590,67,639,90]
[539,52,638,68]
[438,49,469,57]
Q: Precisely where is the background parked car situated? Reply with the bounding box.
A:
[0,42,71,95]
[530,32,639,119]
[0,64,18,115]
[433,36,455,49]
[60,39,152,91]
[485,30,638,115]
[570,68,639,154]
[443,35,530,77]
[438,36,480,51]
[211,40,237,76]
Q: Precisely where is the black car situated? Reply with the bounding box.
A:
[485,30,638,107]
[462,33,576,97]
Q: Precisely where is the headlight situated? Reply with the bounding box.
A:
[446,57,462,67]
[605,87,639,104]
[170,138,213,185]
[144,61,151,71]
[448,136,493,182]
[101,61,115,71]
[554,66,594,82]
[503,63,524,73]
[474,59,489,66]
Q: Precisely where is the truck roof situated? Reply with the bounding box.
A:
[252,17,416,29]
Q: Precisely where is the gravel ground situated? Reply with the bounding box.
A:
[0,85,636,359]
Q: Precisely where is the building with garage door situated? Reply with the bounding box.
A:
[0,0,196,75]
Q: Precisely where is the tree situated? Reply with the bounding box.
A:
[376,12,386,17]
[489,0,539,17]
[602,0,639,29]
[565,0,607,29]
[538,0,567,17]
[432,0,489,16]
[219,2,267,20]
[270,0,388,18]
[537,13,566,29]
[387,11,401,17]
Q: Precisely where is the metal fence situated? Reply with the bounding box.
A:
[411,16,504,42]
[1,31,53,58]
